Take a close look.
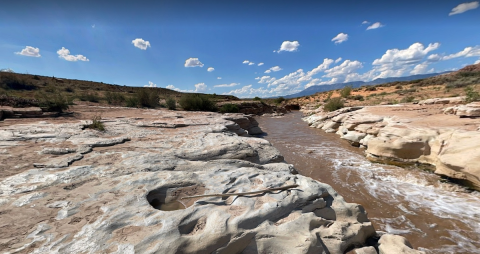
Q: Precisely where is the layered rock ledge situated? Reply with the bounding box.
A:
[0,106,422,253]
[303,100,480,190]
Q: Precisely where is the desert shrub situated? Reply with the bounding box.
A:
[253,96,262,101]
[340,86,352,98]
[395,85,403,89]
[36,92,69,112]
[165,97,176,110]
[137,89,159,108]
[78,91,100,102]
[0,95,39,107]
[105,92,126,105]
[0,73,37,90]
[379,92,387,96]
[403,88,417,93]
[86,115,105,131]
[401,96,415,103]
[179,94,217,111]
[125,96,139,107]
[352,95,364,101]
[64,87,74,93]
[274,97,286,104]
[465,86,480,103]
[323,97,344,112]
[365,86,377,91]
[324,91,334,102]
[219,103,239,113]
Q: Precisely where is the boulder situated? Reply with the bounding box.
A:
[378,234,425,254]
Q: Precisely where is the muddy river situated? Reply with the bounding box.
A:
[256,112,480,254]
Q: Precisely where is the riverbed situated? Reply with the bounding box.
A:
[256,111,480,254]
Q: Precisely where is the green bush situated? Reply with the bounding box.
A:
[323,97,344,112]
[105,92,126,105]
[340,86,352,98]
[36,92,69,112]
[125,96,139,107]
[86,115,105,131]
[179,94,217,111]
[166,97,176,110]
[401,96,415,103]
[137,89,159,108]
[365,86,377,91]
[78,92,100,102]
[465,86,480,103]
[219,103,239,113]
[253,96,262,101]
[274,97,286,104]
[352,95,364,101]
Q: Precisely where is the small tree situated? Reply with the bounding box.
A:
[340,85,352,98]
[465,86,480,103]
[166,97,176,110]
[323,97,344,112]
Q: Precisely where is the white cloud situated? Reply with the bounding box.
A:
[57,47,89,61]
[166,85,181,91]
[185,58,204,67]
[410,62,434,75]
[362,21,370,24]
[304,58,335,79]
[442,46,480,60]
[305,78,322,88]
[332,33,348,44]
[243,60,250,64]
[224,85,270,98]
[323,60,364,82]
[258,62,264,66]
[15,46,41,57]
[372,42,440,65]
[248,62,255,65]
[278,41,300,52]
[366,22,384,30]
[264,66,282,73]
[144,81,157,87]
[132,38,151,50]
[475,59,480,64]
[256,76,276,84]
[335,57,342,63]
[217,77,222,79]
[214,83,239,88]
[0,68,14,73]
[207,67,214,72]
[194,83,207,93]
[449,1,479,15]
[427,54,442,62]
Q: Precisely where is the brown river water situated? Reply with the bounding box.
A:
[256,111,480,254]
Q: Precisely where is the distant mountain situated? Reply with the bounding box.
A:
[282,72,450,99]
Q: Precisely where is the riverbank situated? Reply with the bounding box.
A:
[0,105,423,253]
[303,100,480,191]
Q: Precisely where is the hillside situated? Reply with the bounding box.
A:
[283,72,449,99]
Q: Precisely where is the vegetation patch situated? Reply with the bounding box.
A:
[323,97,344,112]
[166,97,176,110]
[179,94,217,111]
[36,92,69,112]
[219,103,239,113]
[465,86,480,103]
[340,86,352,98]
[86,115,105,131]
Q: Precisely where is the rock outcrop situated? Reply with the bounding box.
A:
[217,101,287,115]
[444,102,480,117]
[0,107,415,253]
[303,103,480,190]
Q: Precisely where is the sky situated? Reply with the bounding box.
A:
[1,0,480,98]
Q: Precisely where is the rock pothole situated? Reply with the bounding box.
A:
[146,183,206,211]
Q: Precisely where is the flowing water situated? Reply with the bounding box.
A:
[256,112,480,254]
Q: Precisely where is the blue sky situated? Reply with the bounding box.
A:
[1,0,479,98]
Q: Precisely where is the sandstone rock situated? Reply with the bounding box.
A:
[419,96,465,105]
[378,234,425,254]
[0,109,380,253]
[354,246,377,254]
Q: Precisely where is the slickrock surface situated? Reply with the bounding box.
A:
[303,99,480,190]
[0,106,419,254]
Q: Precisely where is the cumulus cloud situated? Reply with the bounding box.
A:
[362,21,370,24]
[332,33,348,44]
[243,60,250,64]
[410,62,434,75]
[185,58,204,67]
[224,85,270,98]
[256,76,276,84]
[0,68,14,73]
[449,1,479,15]
[15,46,41,57]
[335,57,342,63]
[217,77,222,79]
[214,83,239,88]
[144,81,157,87]
[475,59,480,64]
[258,62,264,66]
[443,46,480,60]
[304,58,335,79]
[166,85,181,91]
[323,60,364,82]
[207,67,214,72]
[248,62,255,65]
[372,42,440,65]
[427,54,442,62]
[194,83,207,93]
[57,47,89,61]
[278,41,300,52]
[264,66,282,73]
[366,22,384,30]
[132,38,151,50]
